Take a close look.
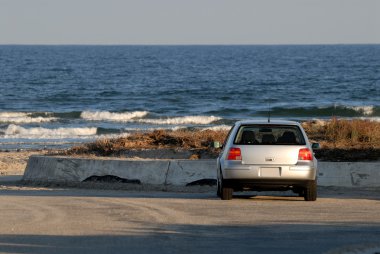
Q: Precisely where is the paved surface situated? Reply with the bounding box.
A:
[0,181,380,254]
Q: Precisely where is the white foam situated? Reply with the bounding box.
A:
[123,126,186,132]
[80,111,149,121]
[348,106,374,116]
[200,125,232,131]
[137,116,221,125]
[0,112,28,118]
[3,124,97,139]
[0,112,57,123]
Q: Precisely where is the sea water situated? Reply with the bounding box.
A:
[0,45,379,149]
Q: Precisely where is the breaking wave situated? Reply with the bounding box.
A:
[348,106,374,116]
[2,124,97,139]
[0,112,57,124]
[80,111,149,121]
[136,116,221,125]
[200,125,232,131]
[80,111,221,125]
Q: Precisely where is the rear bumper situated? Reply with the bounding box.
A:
[221,161,317,181]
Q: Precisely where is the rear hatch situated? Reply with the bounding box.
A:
[232,124,307,165]
[238,145,304,165]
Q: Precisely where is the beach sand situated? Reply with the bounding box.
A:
[0,150,47,176]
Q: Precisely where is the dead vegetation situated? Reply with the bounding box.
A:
[302,118,380,149]
[66,129,228,157]
[302,119,380,161]
[65,119,380,161]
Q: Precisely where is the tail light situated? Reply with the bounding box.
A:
[227,147,242,160]
[298,148,313,161]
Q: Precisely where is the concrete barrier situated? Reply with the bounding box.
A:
[318,162,380,187]
[23,156,216,186]
[23,156,380,187]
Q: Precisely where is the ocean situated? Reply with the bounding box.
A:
[0,45,379,150]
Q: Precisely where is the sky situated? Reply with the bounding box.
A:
[1,0,379,45]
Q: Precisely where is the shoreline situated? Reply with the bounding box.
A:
[1,119,380,176]
[1,117,380,151]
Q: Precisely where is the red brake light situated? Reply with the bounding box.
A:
[298,148,313,161]
[227,147,242,160]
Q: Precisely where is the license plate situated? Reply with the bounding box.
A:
[260,167,281,177]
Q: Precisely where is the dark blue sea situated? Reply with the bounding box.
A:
[0,45,379,150]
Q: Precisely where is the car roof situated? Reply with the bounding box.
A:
[234,120,301,126]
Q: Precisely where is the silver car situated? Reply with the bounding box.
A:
[217,120,319,201]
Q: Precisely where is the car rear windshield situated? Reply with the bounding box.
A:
[233,125,306,145]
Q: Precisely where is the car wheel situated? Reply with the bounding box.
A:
[221,186,233,200]
[304,180,317,201]
[218,168,233,200]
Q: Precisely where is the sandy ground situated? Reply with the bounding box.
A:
[0,150,47,176]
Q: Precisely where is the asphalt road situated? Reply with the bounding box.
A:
[0,182,379,254]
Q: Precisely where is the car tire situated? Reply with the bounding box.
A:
[304,180,317,201]
[221,185,233,200]
[218,172,233,200]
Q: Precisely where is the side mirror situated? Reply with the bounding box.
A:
[311,143,320,150]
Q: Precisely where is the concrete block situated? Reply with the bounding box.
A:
[165,160,216,186]
[23,156,380,188]
[23,156,169,185]
[318,162,380,187]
